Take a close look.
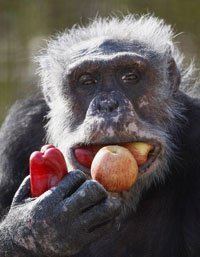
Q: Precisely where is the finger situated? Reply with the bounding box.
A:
[78,196,121,232]
[42,170,87,202]
[60,180,108,214]
[12,176,31,205]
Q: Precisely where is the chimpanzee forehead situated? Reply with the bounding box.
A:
[69,38,160,64]
[73,38,148,54]
[97,39,147,53]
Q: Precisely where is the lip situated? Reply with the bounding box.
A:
[70,137,162,177]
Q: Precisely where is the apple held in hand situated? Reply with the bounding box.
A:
[91,145,138,192]
[30,145,68,197]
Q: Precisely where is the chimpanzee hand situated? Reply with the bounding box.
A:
[4,170,121,256]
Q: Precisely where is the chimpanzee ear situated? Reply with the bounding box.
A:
[165,45,181,93]
[168,57,181,92]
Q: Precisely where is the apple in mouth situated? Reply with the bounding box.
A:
[74,142,160,192]
[91,145,139,192]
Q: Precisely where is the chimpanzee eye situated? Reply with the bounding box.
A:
[121,71,140,84]
[78,74,97,86]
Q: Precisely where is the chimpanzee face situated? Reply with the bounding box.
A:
[44,38,182,212]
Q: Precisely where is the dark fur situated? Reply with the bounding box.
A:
[0,93,48,215]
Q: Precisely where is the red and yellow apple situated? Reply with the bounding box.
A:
[125,142,153,166]
[91,145,138,192]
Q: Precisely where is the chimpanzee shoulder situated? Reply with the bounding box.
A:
[0,92,48,215]
[179,94,200,256]
[184,95,200,145]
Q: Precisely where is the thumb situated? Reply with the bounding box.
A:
[12,175,31,205]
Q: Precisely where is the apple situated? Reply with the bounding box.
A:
[125,142,153,166]
[91,145,138,192]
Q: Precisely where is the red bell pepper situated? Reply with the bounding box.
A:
[30,145,68,197]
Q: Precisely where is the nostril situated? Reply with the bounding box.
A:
[108,102,118,112]
[97,103,101,111]
[98,99,119,113]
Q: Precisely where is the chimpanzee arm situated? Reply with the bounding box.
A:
[0,172,120,256]
[0,93,48,217]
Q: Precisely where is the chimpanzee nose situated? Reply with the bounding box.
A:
[97,99,119,113]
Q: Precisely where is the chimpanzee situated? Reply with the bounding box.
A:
[0,14,200,257]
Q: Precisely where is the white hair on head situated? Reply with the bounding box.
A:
[50,14,173,53]
[36,14,199,102]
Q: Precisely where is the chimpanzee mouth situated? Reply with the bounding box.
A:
[71,140,162,176]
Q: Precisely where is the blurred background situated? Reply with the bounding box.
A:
[0,0,200,125]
